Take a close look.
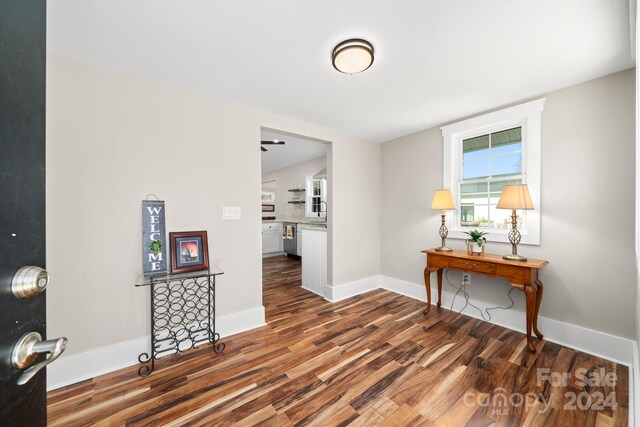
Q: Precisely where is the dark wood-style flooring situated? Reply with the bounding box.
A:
[48,256,629,426]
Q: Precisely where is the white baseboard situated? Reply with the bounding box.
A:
[302,285,325,298]
[216,306,266,338]
[325,275,381,302]
[262,252,286,258]
[381,275,635,366]
[47,305,265,391]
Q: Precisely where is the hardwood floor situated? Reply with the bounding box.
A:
[48,256,629,426]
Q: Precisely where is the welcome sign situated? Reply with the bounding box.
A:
[142,200,167,276]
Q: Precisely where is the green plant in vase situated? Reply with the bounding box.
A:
[464,229,488,255]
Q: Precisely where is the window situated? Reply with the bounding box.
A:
[441,99,544,245]
[305,175,327,217]
[461,127,523,229]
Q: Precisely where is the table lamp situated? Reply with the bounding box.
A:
[496,184,534,261]
[431,189,456,252]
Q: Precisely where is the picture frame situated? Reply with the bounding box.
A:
[261,191,275,203]
[169,231,209,273]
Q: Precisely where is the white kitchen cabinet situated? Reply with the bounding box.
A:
[296,228,302,256]
[262,223,283,255]
[301,228,327,297]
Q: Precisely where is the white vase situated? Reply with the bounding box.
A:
[466,241,485,256]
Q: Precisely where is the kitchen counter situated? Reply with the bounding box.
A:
[299,224,327,231]
[262,219,326,226]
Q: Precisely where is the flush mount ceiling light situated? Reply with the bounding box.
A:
[332,39,374,74]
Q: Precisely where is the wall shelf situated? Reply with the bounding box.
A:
[288,201,306,204]
[287,189,306,192]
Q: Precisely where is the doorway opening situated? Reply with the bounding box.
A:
[260,127,331,317]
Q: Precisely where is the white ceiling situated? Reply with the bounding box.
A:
[261,130,327,175]
[48,0,634,143]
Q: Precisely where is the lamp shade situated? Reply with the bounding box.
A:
[496,184,534,210]
[430,189,456,210]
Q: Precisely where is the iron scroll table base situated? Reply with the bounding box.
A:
[134,267,225,377]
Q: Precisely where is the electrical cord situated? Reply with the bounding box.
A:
[445,268,516,321]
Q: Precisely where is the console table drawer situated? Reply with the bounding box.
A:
[496,264,529,283]
[428,254,449,269]
[449,258,497,275]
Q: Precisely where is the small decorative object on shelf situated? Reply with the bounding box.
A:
[135,267,225,377]
[464,229,488,256]
[169,231,209,273]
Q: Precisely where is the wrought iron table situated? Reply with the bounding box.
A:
[134,266,225,376]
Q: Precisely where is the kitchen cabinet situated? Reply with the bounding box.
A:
[301,228,327,297]
[262,223,283,254]
[296,229,302,256]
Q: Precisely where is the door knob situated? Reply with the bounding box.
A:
[11,266,49,298]
[12,332,68,385]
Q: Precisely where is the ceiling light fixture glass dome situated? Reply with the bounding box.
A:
[332,39,374,74]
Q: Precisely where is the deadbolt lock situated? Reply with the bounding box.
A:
[11,266,49,298]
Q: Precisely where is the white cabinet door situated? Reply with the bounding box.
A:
[262,230,281,254]
[262,223,282,255]
[296,228,302,256]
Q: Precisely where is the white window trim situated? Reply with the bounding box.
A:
[305,174,327,218]
[441,98,544,245]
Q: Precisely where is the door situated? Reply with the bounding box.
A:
[1,1,65,425]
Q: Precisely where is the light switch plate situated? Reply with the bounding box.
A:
[222,206,241,220]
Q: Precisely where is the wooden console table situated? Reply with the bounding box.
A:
[422,249,549,353]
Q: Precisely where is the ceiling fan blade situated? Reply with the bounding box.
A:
[260,140,285,145]
[261,146,267,152]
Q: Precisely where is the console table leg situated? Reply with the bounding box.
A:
[533,280,544,340]
[436,269,443,308]
[524,285,537,353]
[423,267,431,315]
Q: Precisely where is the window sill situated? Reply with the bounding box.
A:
[448,228,540,246]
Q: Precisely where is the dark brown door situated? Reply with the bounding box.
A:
[1,1,56,425]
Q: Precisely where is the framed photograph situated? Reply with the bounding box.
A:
[261,191,275,203]
[169,231,209,273]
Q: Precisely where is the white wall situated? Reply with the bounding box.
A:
[635,0,640,419]
[46,54,381,360]
[262,156,326,219]
[382,69,636,339]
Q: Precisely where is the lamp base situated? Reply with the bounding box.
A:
[503,254,527,262]
[435,246,453,252]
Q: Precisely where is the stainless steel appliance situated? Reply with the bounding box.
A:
[282,223,298,258]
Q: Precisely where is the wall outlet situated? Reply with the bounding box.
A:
[462,272,471,286]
